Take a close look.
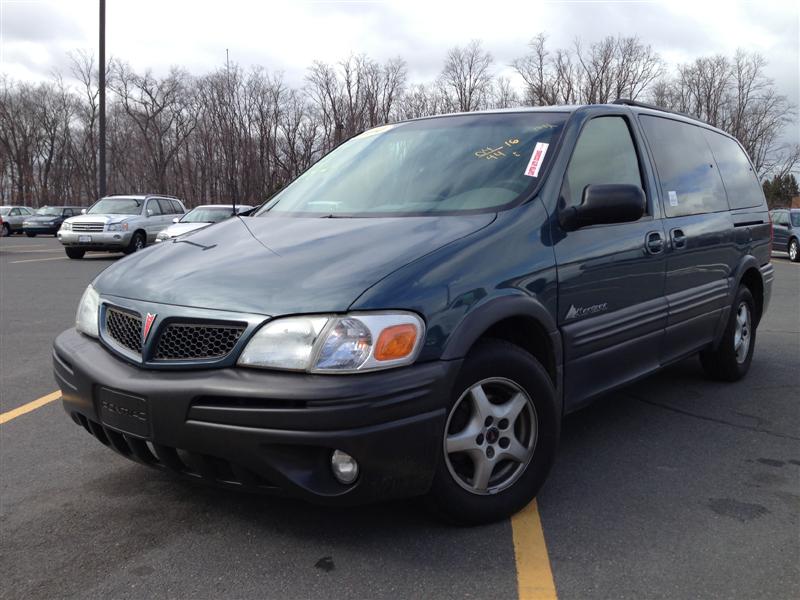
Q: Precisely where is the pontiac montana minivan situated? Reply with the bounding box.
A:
[54,101,773,524]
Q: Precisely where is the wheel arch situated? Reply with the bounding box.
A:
[731,255,765,326]
[440,295,562,404]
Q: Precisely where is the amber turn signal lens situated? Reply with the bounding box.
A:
[374,324,418,361]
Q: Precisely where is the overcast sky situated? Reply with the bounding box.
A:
[1,0,798,139]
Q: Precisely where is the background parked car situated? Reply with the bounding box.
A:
[0,206,34,236]
[22,206,83,237]
[58,194,186,259]
[155,204,254,242]
[770,208,800,262]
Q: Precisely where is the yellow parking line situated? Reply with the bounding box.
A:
[512,499,558,599]
[10,256,68,264]
[0,391,61,424]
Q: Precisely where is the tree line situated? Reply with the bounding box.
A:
[1,34,797,209]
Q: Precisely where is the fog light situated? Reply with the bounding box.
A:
[331,449,358,484]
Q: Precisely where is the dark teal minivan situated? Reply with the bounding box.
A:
[54,101,773,524]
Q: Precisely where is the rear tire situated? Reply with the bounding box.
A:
[700,286,756,381]
[427,339,559,525]
[123,231,146,255]
[65,247,85,259]
[1,223,9,237]
[789,238,799,263]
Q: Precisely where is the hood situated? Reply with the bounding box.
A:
[162,222,211,237]
[25,215,63,222]
[94,214,495,315]
[66,214,135,225]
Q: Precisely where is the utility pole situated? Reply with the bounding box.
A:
[98,0,107,198]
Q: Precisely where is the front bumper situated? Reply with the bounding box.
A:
[58,229,133,249]
[23,224,59,234]
[53,328,459,504]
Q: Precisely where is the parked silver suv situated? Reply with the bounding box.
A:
[58,195,185,259]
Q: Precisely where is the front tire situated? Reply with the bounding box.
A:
[65,247,85,259]
[789,238,799,263]
[428,339,560,525]
[700,286,756,381]
[26,232,36,237]
[1,223,9,237]
[123,231,146,255]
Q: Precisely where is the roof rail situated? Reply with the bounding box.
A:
[144,193,179,199]
[612,98,708,125]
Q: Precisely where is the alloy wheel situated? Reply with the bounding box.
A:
[734,301,751,364]
[443,377,537,495]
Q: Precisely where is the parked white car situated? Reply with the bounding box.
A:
[58,195,186,259]
[155,204,253,242]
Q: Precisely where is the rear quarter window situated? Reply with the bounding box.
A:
[639,115,729,217]
[703,131,764,210]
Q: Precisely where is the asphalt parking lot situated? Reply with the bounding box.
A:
[1,236,798,599]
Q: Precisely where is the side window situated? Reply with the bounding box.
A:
[639,115,728,217]
[146,200,162,216]
[10,208,20,216]
[170,199,184,214]
[157,199,175,214]
[704,131,764,210]
[563,116,643,210]
[775,212,789,226]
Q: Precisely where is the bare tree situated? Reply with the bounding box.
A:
[439,40,494,112]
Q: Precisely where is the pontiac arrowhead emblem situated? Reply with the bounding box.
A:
[143,313,157,342]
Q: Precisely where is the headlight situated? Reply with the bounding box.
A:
[61,222,72,231]
[107,222,128,232]
[75,284,100,337]
[237,312,424,373]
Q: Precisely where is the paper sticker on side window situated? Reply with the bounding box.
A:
[668,190,678,207]
[524,142,549,177]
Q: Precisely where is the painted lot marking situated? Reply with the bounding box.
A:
[0,391,61,424]
[1,249,64,254]
[512,500,558,599]
[10,256,68,264]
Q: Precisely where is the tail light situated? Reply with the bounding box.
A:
[768,212,773,260]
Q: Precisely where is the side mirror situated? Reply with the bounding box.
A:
[172,217,180,223]
[81,208,87,215]
[560,184,645,230]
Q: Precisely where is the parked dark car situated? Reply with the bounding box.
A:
[769,208,800,262]
[22,206,83,236]
[54,101,773,524]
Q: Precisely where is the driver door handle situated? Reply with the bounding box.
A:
[645,231,664,255]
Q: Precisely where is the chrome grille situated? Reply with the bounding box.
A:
[71,222,105,232]
[105,308,143,355]
[154,323,245,361]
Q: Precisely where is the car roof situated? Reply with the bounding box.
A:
[192,204,247,209]
[407,102,732,139]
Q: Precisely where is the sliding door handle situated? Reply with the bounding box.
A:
[671,228,687,249]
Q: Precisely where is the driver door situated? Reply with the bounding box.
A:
[552,114,667,410]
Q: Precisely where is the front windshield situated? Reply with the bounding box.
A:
[791,212,800,227]
[88,197,143,215]
[35,207,63,216]
[257,113,567,217]
[180,207,234,224]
